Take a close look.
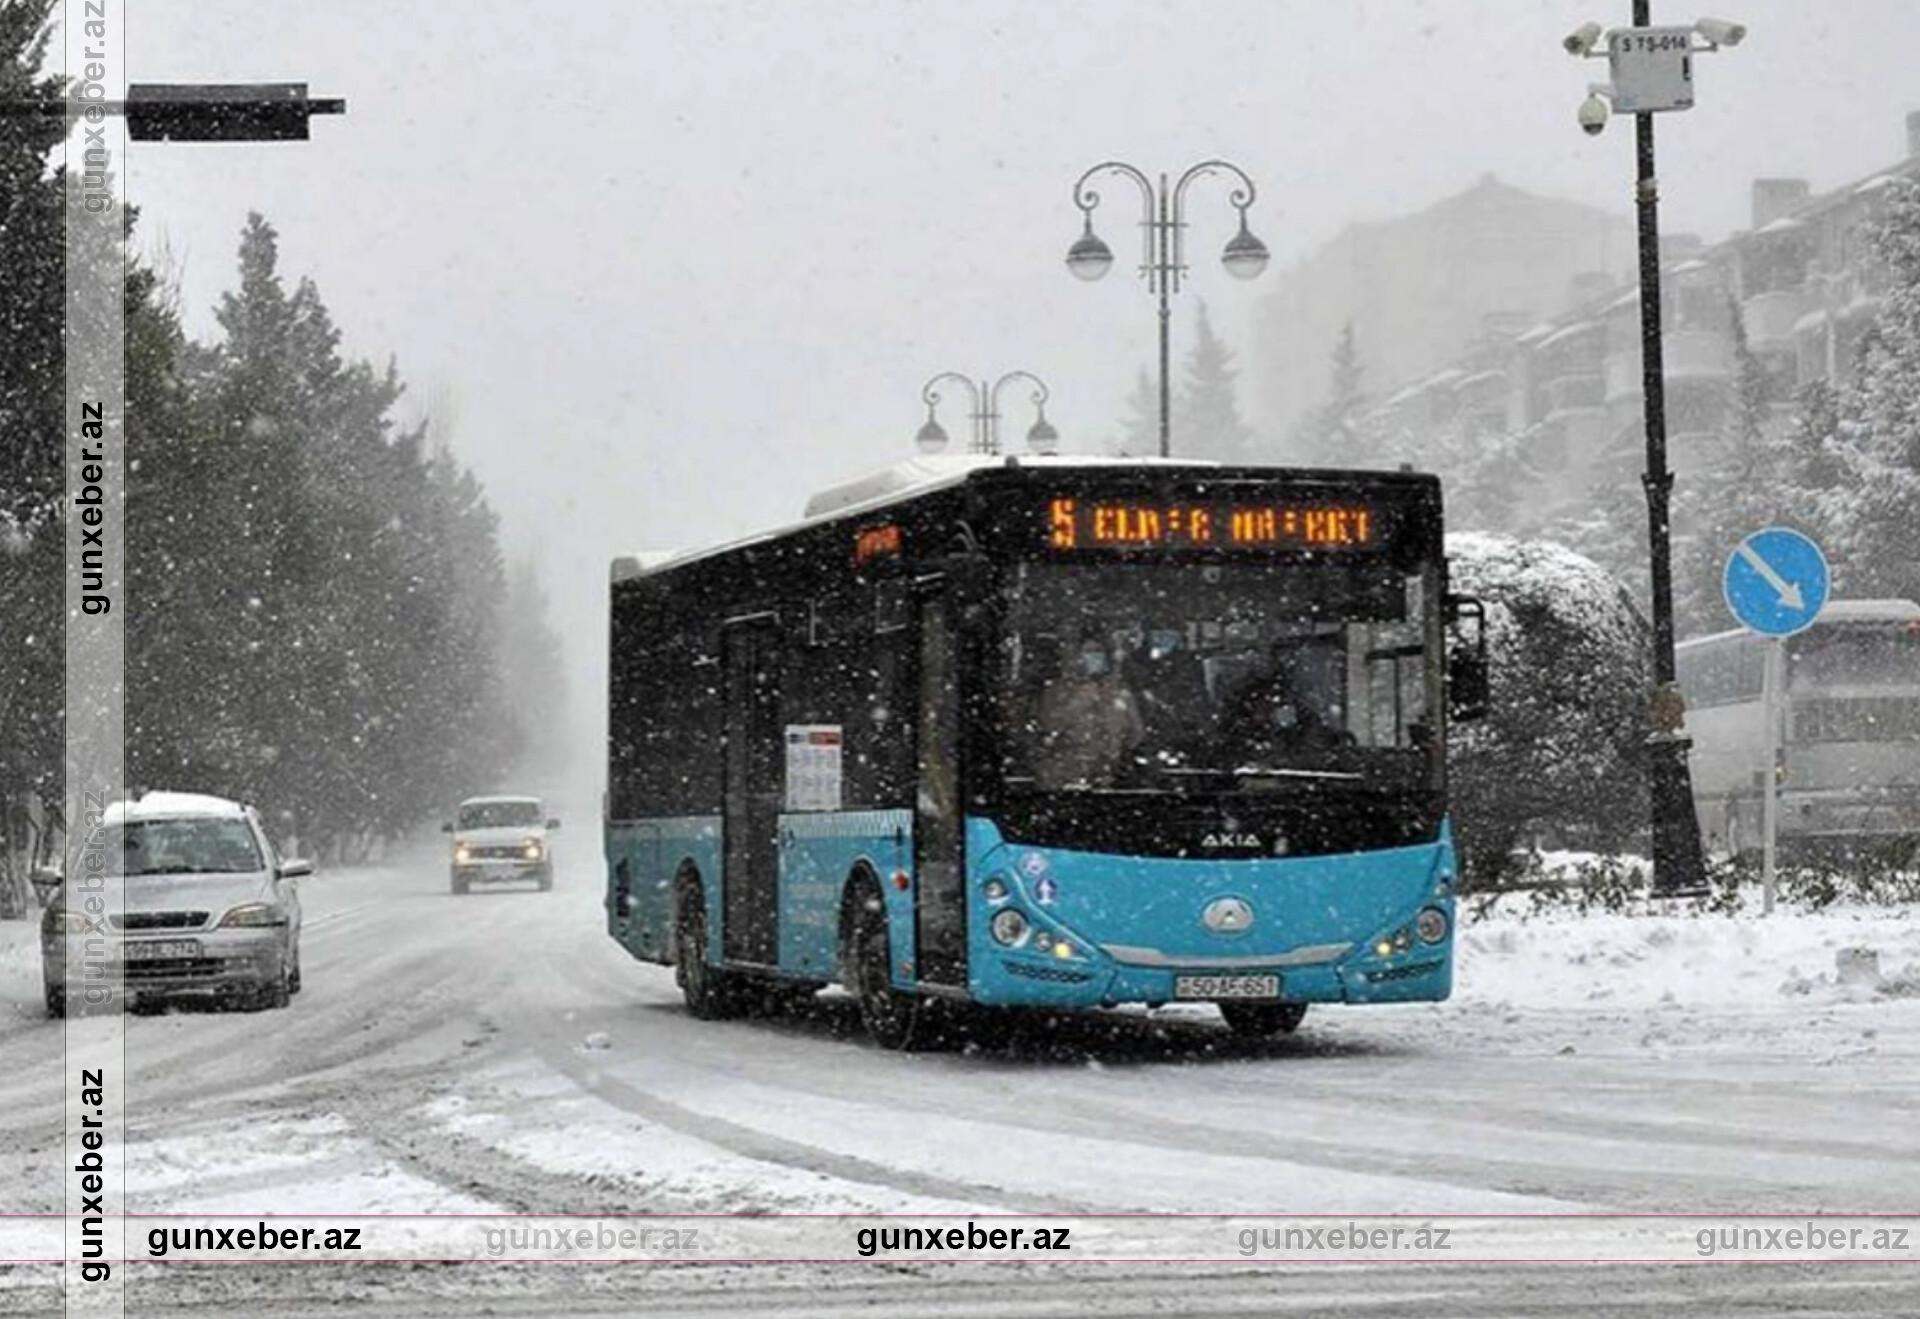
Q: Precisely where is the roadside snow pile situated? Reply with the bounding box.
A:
[1780,946,1920,1001]
[1456,903,1920,1011]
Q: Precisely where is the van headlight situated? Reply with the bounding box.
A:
[990,908,1030,947]
[219,903,287,929]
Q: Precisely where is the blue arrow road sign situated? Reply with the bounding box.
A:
[1723,527,1830,637]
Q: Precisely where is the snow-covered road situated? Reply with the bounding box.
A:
[3,830,1918,1314]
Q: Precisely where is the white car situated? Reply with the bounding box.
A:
[444,795,558,894]
[39,791,308,1016]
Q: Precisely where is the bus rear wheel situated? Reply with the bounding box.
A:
[847,897,922,1051]
[676,894,742,1020]
[1219,1001,1307,1038]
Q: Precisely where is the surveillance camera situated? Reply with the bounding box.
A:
[1578,92,1610,136]
[1563,21,1603,56]
[1694,17,1746,47]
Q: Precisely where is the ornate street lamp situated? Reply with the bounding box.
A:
[915,372,1057,456]
[1065,160,1269,457]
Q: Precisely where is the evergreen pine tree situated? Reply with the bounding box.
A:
[1114,367,1158,457]
[1175,301,1258,461]
[1824,179,1920,601]
[1293,322,1371,465]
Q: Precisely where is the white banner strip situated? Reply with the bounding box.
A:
[3,1215,1917,1265]
[64,2,128,1317]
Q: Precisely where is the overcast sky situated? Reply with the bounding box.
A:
[112,0,1920,754]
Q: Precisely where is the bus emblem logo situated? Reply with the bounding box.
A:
[1202,897,1255,935]
[1202,832,1261,849]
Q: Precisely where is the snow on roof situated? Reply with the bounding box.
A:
[1605,287,1641,312]
[1456,368,1507,391]
[1681,599,1920,648]
[1755,215,1805,236]
[1536,320,1600,351]
[1515,321,1559,344]
[1792,308,1829,332]
[1817,599,1920,622]
[619,454,1218,580]
[105,790,247,824]
[610,551,682,584]
[1855,174,1900,194]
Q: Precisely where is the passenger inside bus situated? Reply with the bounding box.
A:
[1027,632,1145,788]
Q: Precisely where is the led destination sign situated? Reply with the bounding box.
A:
[1046,497,1381,552]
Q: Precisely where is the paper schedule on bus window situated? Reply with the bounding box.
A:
[784,725,844,811]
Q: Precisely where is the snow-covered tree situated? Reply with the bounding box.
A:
[1447,533,1651,887]
[1291,322,1372,466]
[124,214,537,858]
[1819,178,1920,602]
[1176,301,1258,461]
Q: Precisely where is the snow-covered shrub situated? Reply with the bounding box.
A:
[1446,533,1651,888]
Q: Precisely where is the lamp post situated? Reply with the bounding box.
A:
[1565,7,1745,896]
[915,371,1058,456]
[1064,160,1270,458]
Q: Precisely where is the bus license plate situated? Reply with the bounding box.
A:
[1175,974,1279,1000]
[125,940,199,960]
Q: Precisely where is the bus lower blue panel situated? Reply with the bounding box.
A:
[961,816,1457,1009]
[604,816,721,966]
[777,810,913,981]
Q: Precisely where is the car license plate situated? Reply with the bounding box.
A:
[124,940,200,961]
[1174,974,1280,1000]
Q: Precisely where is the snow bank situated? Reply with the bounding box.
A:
[1458,902,1920,1011]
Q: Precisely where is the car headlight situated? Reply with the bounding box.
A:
[46,910,87,935]
[522,838,543,860]
[453,842,473,863]
[218,903,287,929]
[990,908,1030,947]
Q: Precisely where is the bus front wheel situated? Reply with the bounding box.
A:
[846,894,923,1051]
[1219,1001,1307,1038]
[675,893,742,1020]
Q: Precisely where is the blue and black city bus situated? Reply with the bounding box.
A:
[604,457,1486,1047]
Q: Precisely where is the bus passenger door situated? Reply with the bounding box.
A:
[722,619,781,966]
[915,593,967,986]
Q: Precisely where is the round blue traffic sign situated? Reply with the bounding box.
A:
[1723,527,1829,637]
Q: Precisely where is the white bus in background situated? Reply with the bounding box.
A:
[1678,599,1920,860]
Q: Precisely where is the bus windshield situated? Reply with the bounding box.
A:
[995,559,1434,793]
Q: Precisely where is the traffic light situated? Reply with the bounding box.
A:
[125,83,343,142]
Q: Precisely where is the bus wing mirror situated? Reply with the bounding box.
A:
[30,865,63,903]
[1445,592,1491,723]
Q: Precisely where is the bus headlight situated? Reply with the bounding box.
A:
[983,876,1009,902]
[990,908,1030,947]
[1416,907,1449,944]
